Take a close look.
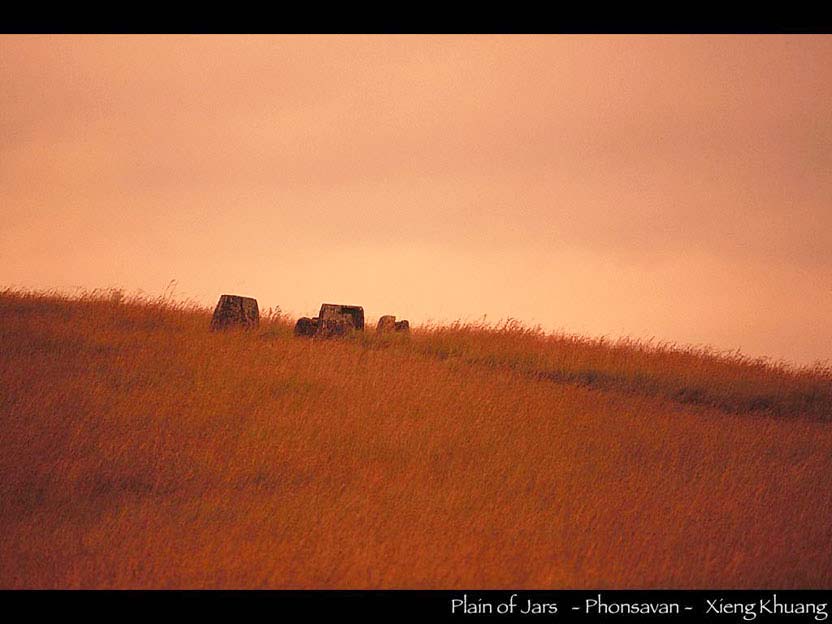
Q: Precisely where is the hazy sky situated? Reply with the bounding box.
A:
[2,35,830,365]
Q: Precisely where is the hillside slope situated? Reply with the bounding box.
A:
[1,290,830,588]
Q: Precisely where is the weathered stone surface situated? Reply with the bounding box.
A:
[317,317,354,338]
[376,315,397,333]
[293,317,318,337]
[293,303,365,339]
[377,314,410,334]
[210,294,259,331]
[319,304,364,331]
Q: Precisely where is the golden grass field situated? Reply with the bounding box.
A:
[1,289,831,588]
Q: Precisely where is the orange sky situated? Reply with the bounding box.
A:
[1,35,830,365]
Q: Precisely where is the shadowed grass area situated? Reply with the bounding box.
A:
[410,320,832,420]
[0,289,830,588]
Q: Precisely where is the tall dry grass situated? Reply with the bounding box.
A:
[412,319,832,420]
[1,289,830,588]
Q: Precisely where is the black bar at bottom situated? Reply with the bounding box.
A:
[3,590,831,622]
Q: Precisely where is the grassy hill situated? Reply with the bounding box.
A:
[1,289,830,588]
